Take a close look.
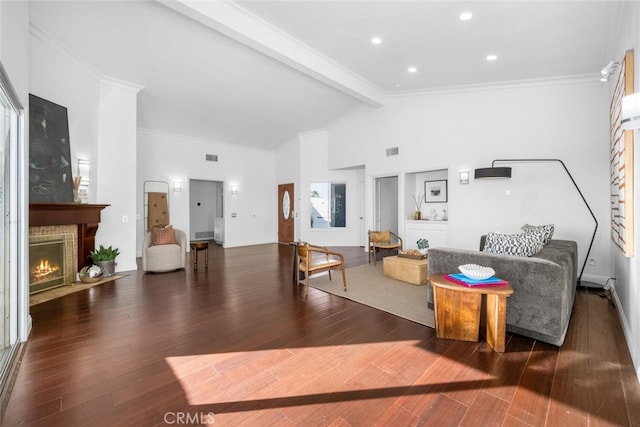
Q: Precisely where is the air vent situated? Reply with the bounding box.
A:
[205,154,218,162]
[195,231,215,239]
[386,147,399,157]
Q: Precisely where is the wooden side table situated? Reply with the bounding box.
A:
[428,274,513,352]
[189,241,209,271]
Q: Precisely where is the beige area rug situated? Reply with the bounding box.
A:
[308,263,435,328]
[30,275,124,306]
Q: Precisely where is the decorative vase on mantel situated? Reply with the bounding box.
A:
[414,211,421,220]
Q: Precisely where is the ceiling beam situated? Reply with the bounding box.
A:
[158,0,385,107]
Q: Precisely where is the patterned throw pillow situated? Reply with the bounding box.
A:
[151,225,177,245]
[521,223,555,246]
[482,231,543,257]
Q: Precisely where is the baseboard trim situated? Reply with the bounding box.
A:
[580,274,610,288]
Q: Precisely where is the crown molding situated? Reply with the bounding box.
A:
[297,128,327,139]
[386,74,603,99]
[29,20,102,81]
[101,75,145,94]
[276,134,302,154]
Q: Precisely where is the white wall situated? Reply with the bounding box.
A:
[95,77,141,272]
[298,130,360,246]
[30,22,101,203]
[276,136,301,241]
[329,79,611,285]
[609,0,640,381]
[136,129,276,252]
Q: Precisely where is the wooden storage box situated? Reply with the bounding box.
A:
[383,255,428,285]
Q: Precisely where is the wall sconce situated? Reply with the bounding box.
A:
[77,159,90,187]
[172,181,183,192]
[474,166,512,179]
[459,171,470,184]
[230,183,239,195]
[600,60,619,82]
[76,159,90,202]
[621,92,640,130]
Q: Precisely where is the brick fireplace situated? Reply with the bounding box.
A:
[29,203,109,294]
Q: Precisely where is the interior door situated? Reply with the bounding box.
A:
[374,176,399,234]
[278,183,294,244]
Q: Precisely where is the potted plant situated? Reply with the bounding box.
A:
[90,245,120,277]
[411,193,424,220]
[416,238,429,255]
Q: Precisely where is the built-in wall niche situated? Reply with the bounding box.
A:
[405,169,448,221]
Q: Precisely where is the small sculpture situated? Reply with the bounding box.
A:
[79,265,103,283]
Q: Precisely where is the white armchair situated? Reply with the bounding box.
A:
[142,227,187,272]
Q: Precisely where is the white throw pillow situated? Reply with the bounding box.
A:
[521,223,555,246]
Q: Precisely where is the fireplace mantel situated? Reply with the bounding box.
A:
[29,203,109,268]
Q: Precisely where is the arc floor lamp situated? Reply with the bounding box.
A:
[474,158,598,287]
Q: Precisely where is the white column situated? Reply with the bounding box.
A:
[95,76,144,272]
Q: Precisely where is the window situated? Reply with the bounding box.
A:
[310,182,346,228]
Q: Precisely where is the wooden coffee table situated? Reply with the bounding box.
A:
[428,273,514,352]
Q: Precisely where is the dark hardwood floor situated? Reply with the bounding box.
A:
[3,243,640,426]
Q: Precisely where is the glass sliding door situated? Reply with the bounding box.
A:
[0,78,9,368]
[0,61,24,406]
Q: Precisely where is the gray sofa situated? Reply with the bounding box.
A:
[427,239,578,346]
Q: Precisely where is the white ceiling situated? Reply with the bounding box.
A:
[30,0,621,151]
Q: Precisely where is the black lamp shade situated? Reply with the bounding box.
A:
[474,167,512,179]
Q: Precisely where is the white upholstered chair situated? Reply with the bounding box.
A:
[142,227,187,272]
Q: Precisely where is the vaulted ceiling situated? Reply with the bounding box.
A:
[30,0,621,151]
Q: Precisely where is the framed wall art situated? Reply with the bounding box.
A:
[424,179,448,203]
[610,49,634,257]
[28,94,74,203]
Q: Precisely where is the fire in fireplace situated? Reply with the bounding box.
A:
[33,258,61,282]
[29,229,76,294]
[30,240,64,292]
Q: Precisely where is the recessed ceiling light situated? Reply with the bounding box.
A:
[408,66,418,73]
[459,12,473,21]
[486,54,498,61]
[371,37,382,45]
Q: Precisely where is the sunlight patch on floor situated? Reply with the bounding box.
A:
[165,340,428,406]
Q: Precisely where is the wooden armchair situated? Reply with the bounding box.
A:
[368,230,403,265]
[297,243,347,297]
